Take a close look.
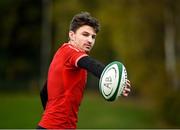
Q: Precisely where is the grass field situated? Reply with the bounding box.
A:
[0,91,166,129]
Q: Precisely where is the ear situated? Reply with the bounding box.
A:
[69,31,75,41]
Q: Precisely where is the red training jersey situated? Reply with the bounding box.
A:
[38,43,88,129]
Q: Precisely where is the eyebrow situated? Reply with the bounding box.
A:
[82,31,96,36]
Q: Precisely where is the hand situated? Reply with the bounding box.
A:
[122,79,131,97]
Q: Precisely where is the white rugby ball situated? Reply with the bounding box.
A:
[99,61,127,101]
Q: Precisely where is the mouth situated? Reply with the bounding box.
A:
[84,44,91,50]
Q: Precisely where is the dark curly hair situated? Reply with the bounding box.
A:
[69,12,100,33]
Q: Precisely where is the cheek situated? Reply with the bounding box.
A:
[75,35,84,42]
[92,40,95,46]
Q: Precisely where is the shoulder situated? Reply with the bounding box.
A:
[57,43,88,67]
[62,43,82,53]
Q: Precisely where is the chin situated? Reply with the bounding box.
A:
[84,49,90,53]
[85,50,90,53]
[83,48,90,52]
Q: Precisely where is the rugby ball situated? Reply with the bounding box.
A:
[99,61,127,101]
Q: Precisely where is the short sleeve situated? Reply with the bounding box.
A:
[68,47,88,67]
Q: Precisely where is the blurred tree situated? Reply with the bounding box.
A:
[40,0,53,86]
[161,0,180,127]
[164,0,178,90]
[0,0,42,90]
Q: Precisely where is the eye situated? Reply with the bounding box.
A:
[82,32,89,37]
[92,35,96,39]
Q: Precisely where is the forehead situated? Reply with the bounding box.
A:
[76,25,96,35]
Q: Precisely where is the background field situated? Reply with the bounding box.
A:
[0,91,169,129]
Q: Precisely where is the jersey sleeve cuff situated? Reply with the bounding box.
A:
[75,54,88,67]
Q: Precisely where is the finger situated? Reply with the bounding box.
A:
[126,79,131,84]
[122,92,128,97]
[122,89,130,96]
[126,80,131,88]
[124,87,130,92]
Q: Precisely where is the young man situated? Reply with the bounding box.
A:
[37,12,131,129]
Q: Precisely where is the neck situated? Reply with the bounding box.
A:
[68,40,88,53]
[68,40,75,46]
[68,40,78,49]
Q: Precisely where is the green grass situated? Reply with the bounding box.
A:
[0,93,42,128]
[78,92,159,129]
[0,91,163,129]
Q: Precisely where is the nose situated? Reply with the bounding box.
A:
[87,36,93,43]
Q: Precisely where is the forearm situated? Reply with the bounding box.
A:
[77,56,105,78]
